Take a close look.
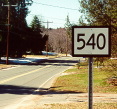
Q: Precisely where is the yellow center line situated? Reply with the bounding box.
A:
[0,65,52,84]
[0,57,73,84]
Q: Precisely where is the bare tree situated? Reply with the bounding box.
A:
[44,28,71,54]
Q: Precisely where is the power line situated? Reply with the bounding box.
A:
[27,13,79,24]
[28,13,66,21]
[43,21,53,32]
[33,2,78,11]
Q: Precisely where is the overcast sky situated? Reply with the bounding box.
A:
[26,0,82,28]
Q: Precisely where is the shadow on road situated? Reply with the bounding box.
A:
[0,85,84,95]
[0,58,47,65]
[0,85,37,95]
[0,58,79,66]
[39,59,79,66]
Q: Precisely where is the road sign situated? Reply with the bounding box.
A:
[72,26,111,57]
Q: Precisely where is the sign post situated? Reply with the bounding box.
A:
[72,26,111,109]
[88,57,93,109]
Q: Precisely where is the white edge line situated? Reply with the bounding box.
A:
[9,66,72,109]
[4,57,77,109]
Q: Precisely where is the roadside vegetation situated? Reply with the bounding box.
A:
[36,103,117,109]
[50,58,117,93]
[45,58,117,109]
[0,64,13,69]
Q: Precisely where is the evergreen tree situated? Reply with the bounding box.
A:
[79,0,117,32]
[64,15,72,55]
[30,15,42,33]
[29,15,45,54]
[64,15,72,39]
[79,0,117,57]
[0,0,33,58]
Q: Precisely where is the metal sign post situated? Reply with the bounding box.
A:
[88,57,93,109]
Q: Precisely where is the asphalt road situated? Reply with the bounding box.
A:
[0,57,81,109]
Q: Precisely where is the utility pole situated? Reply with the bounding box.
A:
[66,34,68,57]
[43,21,53,57]
[2,2,17,64]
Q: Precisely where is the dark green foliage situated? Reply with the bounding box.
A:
[29,15,46,55]
[30,16,42,33]
[0,0,33,57]
[79,0,117,57]
[0,0,46,58]
[79,0,117,30]
[64,15,72,39]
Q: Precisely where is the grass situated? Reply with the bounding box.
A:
[93,68,117,93]
[50,60,117,93]
[50,66,88,93]
[0,64,13,69]
[34,103,117,109]
[23,55,58,58]
[41,60,117,109]
[1,57,117,109]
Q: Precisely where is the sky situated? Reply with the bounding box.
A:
[26,0,82,29]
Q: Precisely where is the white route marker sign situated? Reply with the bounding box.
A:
[72,26,111,57]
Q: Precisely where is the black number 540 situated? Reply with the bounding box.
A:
[77,33,106,50]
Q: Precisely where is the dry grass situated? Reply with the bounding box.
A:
[0,64,13,69]
[23,55,58,58]
[50,64,117,93]
[40,61,117,109]
[22,103,117,109]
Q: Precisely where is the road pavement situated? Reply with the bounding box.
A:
[0,56,81,109]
